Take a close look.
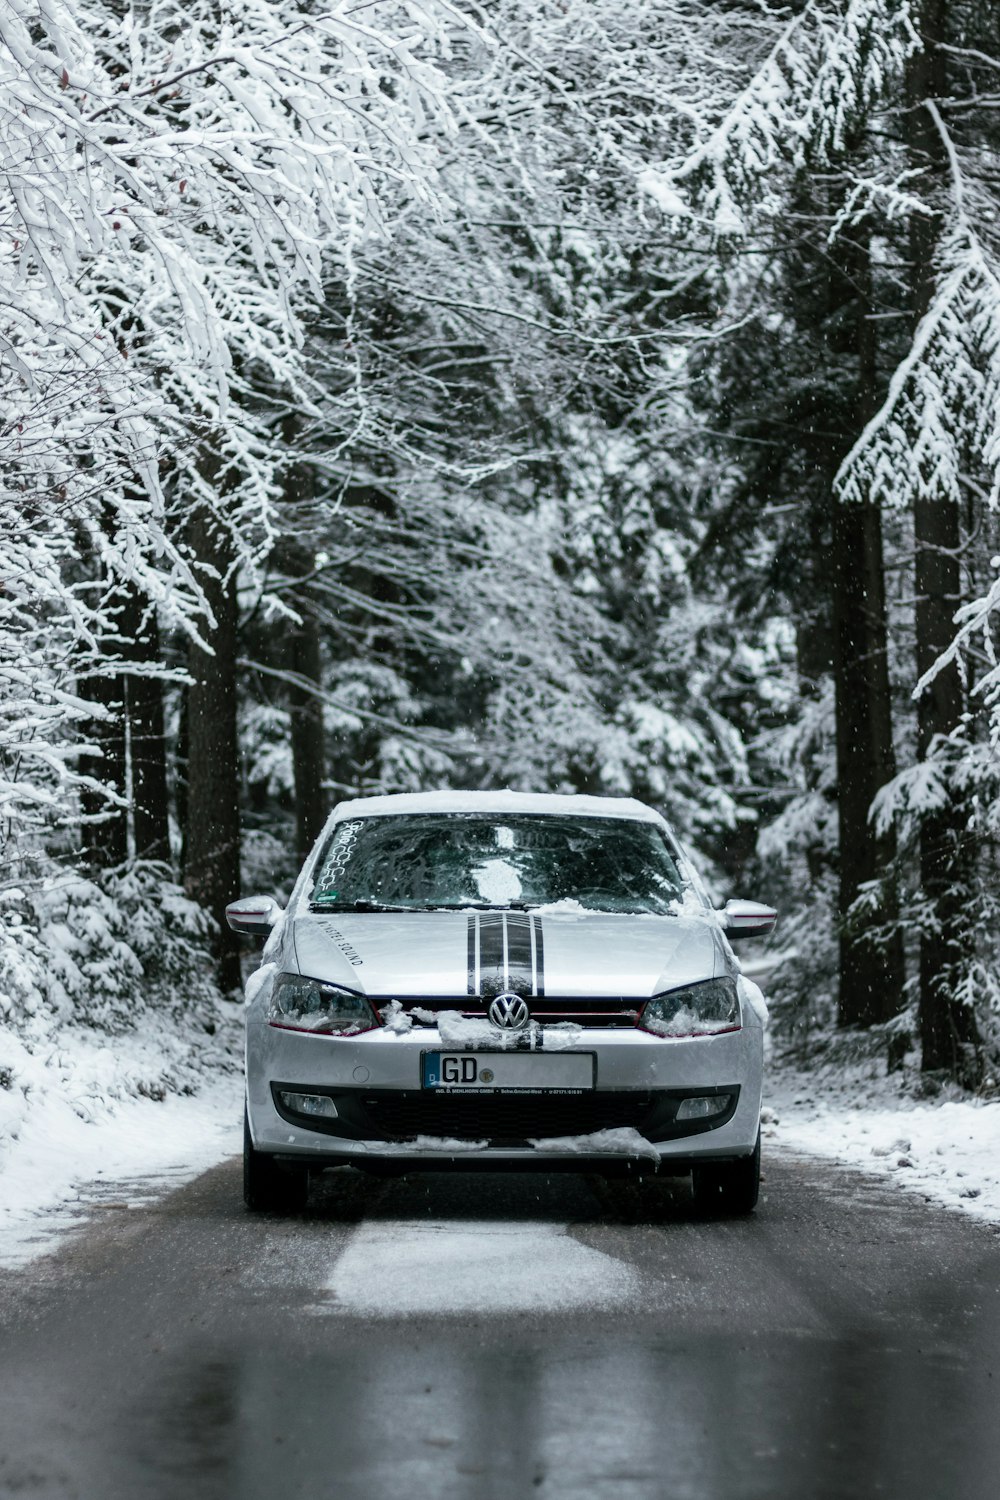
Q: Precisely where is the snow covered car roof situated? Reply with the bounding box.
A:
[328,789,667,825]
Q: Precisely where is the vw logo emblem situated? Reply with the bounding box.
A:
[488,992,531,1029]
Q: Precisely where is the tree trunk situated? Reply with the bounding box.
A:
[129,664,171,864]
[175,674,189,873]
[913,494,976,1071]
[78,666,127,870]
[184,504,242,993]
[115,584,171,864]
[277,424,326,860]
[77,515,128,871]
[831,506,904,1023]
[906,0,980,1077]
[288,614,326,861]
[833,230,905,1026]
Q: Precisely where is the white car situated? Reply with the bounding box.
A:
[230,790,774,1215]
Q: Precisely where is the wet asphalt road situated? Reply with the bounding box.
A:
[1,1152,999,1500]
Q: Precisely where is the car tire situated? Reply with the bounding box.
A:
[691,1130,760,1216]
[243,1107,310,1213]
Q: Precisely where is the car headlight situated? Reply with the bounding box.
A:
[639,978,740,1037]
[267,973,378,1035]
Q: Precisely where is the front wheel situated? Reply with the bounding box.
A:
[691,1131,760,1217]
[243,1108,309,1213]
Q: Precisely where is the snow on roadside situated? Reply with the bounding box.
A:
[0,1003,243,1269]
[0,1079,243,1269]
[766,1061,1000,1224]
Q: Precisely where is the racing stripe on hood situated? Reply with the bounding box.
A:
[467,914,478,996]
[532,915,545,996]
[477,911,504,992]
[505,911,533,991]
[467,911,540,995]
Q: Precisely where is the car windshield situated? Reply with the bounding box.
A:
[309,813,686,916]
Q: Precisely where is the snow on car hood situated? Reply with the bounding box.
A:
[289,908,724,999]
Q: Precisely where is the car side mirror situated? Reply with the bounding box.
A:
[226,895,283,937]
[719,899,777,940]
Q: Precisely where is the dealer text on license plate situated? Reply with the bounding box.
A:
[422,1051,595,1092]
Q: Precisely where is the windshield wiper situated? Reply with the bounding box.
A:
[309,899,414,913]
[425,901,538,911]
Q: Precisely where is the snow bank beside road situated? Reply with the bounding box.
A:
[0,1078,242,1269]
[0,1003,243,1269]
[767,1068,1000,1224]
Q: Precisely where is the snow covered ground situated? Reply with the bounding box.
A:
[766,1056,1000,1225]
[0,1005,243,1270]
[0,1079,242,1269]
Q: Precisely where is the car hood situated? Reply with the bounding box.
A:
[289,908,724,999]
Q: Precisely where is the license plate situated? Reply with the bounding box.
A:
[422,1051,595,1092]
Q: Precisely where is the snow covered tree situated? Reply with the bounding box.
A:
[7,0,998,1087]
[2,0,479,985]
[637,0,918,1027]
[669,0,1000,1071]
[837,0,1000,1077]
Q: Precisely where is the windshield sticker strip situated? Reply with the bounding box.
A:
[506,911,532,993]
[532,915,545,996]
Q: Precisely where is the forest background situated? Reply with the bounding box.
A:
[3,0,1000,1106]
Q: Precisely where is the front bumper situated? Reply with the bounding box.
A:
[246,1021,763,1170]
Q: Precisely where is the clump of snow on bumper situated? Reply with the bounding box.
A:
[528,1126,661,1162]
[418,1011,584,1050]
[409,1135,489,1152]
[379,999,412,1034]
[435,1012,505,1047]
[540,1022,584,1049]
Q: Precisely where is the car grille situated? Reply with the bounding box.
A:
[381,997,643,1029]
[359,1090,656,1144]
